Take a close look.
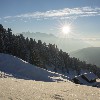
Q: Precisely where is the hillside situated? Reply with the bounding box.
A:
[70,47,100,67]
[0,53,99,99]
[0,53,66,82]
[0,53,100,100]
[0,53,100,86]
[0,24,100,78]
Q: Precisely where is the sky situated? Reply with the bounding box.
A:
[0,0,100,47]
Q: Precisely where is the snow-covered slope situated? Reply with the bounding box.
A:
[0,54,100,100]
[0,53,66,82]
[0,53,99,87]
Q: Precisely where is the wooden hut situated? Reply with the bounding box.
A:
[81,72,98,83]
[72,75,89,84]
[72,72,98,86]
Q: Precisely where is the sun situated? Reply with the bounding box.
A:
[62,25,71,34]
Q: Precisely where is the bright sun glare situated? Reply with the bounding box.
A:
[62,25,71,34]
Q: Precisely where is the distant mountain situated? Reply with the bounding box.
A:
[16,32,91,52]
[70,47,100,67]
[17,32,55,38]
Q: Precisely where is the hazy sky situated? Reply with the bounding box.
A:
[0,0,100,42]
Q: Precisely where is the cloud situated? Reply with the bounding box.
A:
[81,38,100,41]
[68,37,100,42]
[24,21,28,23]
[4,20,7,23]
[73,36,100,41]
[3,6,100,20]
[4,16,12,19]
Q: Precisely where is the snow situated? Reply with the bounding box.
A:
[0,53,66,82]
[0,53,100,99]
[0,53,99,85]
[0,78,100,100]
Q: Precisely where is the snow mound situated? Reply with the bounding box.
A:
[0,53,66,82]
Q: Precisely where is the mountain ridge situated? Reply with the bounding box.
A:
[16,31,91,52]
[70,47,100,67]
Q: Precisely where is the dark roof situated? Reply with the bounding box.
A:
[73,76,89,84]
[82,72,98,81]
[72,72,98,86]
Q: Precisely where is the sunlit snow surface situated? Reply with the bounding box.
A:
[0,78,100,100]
[0,53,100,100]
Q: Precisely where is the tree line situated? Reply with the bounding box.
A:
[0,24,100,77]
